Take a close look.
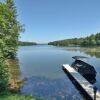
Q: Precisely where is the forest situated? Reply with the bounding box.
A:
[19,41,37,46]
[48,33,100,47]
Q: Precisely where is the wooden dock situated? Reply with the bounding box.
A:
[62,64,100,100]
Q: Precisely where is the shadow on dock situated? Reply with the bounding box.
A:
[62,67,94,100]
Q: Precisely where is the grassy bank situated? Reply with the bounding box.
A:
[0,92,44,100]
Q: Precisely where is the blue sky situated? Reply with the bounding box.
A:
[15,0,100,43]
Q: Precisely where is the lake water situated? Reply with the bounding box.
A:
[17,45,100,100]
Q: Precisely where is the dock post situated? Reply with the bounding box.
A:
[93,86,97,100]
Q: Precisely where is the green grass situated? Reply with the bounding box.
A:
[0,92,45,100]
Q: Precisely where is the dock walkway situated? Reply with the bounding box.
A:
[63,64,100,100]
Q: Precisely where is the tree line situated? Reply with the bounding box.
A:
[48,33,100,46]
[0,0,23,90]
[19,41,37,46]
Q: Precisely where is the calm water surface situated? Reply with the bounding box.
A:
[17,45,100,100]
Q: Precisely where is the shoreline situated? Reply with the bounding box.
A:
[0,59,45,100]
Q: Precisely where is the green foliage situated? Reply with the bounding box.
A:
[0,49,8,91]
[0,0,24,58]
[0,92,45,100]
[48,33,100,47]
[0,0,23,90]
[18,41,37,46]
[0,80,7,92]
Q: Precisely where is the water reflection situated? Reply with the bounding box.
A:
[17,45,100,100]
[65,47,100,58]
[21,76,83,100]
[83,51,100,58]
[64,47,100,91]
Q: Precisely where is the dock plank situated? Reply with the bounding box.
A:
[63,64,100,100]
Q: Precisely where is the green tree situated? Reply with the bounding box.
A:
[48,33,100,47]
[0,0,24,90]
[4,0,24,58]
[0,2,8,90]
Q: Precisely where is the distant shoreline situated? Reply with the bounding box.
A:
[18,41,37,46]
[48,33,100,47]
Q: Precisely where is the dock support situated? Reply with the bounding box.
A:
[93,86,97,100]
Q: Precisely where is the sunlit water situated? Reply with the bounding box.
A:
[17,45,100,100]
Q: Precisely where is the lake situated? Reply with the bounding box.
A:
[17,45,100,100]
